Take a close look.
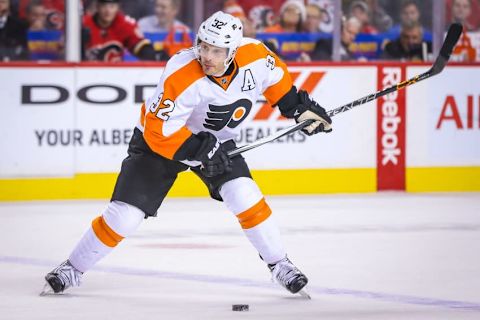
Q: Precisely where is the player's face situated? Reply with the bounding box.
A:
[198,42,228,76]
[97,3,119,25]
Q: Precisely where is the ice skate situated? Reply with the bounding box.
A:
[269,257,311,299]
[40,260,83,295]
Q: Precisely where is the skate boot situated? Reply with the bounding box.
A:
[268,257,310,297]
[41,260,83,295]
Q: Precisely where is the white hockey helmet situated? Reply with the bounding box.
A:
[195,11,243,70]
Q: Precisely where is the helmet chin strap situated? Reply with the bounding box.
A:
[219,48,237,75]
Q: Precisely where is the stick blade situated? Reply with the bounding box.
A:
[440,23,463,59]
[431,23,463,75]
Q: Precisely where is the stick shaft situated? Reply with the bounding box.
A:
[228,23,463,158]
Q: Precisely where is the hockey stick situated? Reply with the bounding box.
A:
[227,23,463,158]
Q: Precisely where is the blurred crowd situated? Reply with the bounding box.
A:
[0,0,479,62]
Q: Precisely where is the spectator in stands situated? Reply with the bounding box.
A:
[446,0,480,31]
[241,0,284,17]
[381,21,432,61]
[450,0,475,31]
[263,0,306,33]
[17,0,64,30]
[25,0,64,60]
[399,0,421,26]
[0,0,29,61]
[205,0,283,24]
[309,15,361,60]
[348,0,378,34]
[225,2,281,57]
[304,3,323,33]
[82,0,158,62]
[364,0,392,32]
[387,0,421,36]
[223,0,244,18]
[309,0,334,33]
[137,0,191,59]
[26,0,47,30]
[137,0,190,33]
[248,4,275,31]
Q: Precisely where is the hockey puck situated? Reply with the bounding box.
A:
[232,304,249,311]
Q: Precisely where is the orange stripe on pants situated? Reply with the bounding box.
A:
[236,198,272,229]
[92,216,124,248]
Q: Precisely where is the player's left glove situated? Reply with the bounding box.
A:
[293,90,332,136]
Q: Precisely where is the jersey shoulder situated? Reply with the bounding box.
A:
[236,37,272,67]
[164,48,202,78]
[161,48,205,98]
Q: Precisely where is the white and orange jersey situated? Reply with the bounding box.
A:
[137,37,292,161]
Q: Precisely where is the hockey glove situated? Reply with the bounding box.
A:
[190,132,232,177]
[294,90,332,136]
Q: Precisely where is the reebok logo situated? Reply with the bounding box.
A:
[381,68,402,165]
[377,65,406,191]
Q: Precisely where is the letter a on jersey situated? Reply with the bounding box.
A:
[242,69,256,91]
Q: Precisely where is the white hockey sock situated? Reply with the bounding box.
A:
[68,201,144,273]
[68,227,113,273]
[219,177,286,264]
[242,214,286,264]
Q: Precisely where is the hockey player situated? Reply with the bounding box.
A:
[43,11,332,297]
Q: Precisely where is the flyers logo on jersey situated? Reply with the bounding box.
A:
[204,99,253,131]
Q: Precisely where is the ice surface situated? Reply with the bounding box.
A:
[0,193,479,319]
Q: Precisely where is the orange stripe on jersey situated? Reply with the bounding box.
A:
[92,216,124,248]
[236,42,292,106]
[236,198,272,229]
[140,103,146,127]
[143,59,205,159]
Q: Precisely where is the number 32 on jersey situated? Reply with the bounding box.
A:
[149,93,175,121]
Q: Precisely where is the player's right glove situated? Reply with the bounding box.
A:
[188,132,232,177]
[293,90,332,136]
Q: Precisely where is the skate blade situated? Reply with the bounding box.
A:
[39,283,55,296]
[298,289,311,300]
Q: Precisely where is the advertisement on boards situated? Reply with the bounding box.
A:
[0,65,377,178]
[406,66,480,167]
